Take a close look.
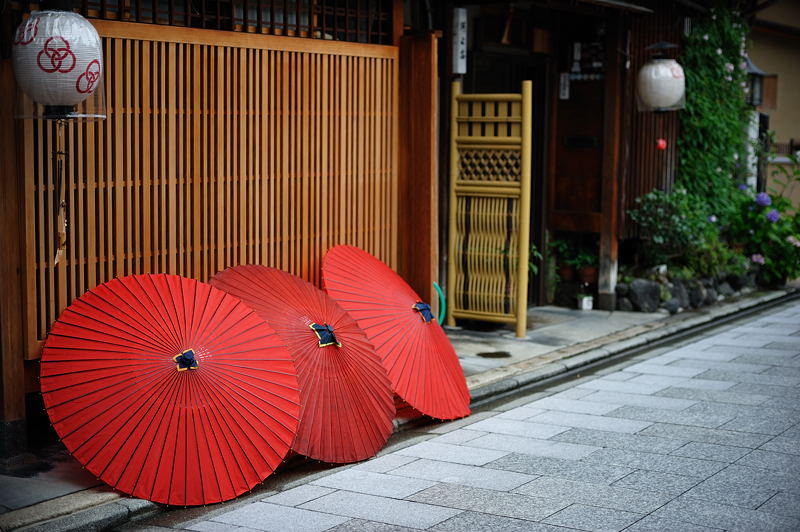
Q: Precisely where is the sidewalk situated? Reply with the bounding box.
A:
[0,288,795,531]
[126,297,800,532]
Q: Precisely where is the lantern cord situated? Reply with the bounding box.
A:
[53,120,67,265]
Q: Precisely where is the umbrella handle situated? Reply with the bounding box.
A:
[433,282,446,326]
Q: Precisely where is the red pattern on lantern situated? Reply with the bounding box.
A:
[14,17,39,46]
[37,36,76,74]
[76,59,101,94]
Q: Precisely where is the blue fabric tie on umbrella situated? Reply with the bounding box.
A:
[310,323,341,347]
[413,302,435,323]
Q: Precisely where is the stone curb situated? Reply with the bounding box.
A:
[4,288,795,531]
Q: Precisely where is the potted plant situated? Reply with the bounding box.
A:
[572,250,599,284]
[548,238,575,281]
[576,283,593,310]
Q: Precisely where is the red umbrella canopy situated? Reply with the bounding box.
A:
[209,265,395,464]
[322,246,471,420]
[40,274,301,506]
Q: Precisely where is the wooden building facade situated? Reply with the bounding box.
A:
[0,0,443,456]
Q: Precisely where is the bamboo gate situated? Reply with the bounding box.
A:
[446,80,533,338]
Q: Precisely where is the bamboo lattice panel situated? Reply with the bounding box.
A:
[20,22,398,358]
[446,81,532,337]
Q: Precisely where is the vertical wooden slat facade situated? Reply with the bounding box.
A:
[446,81,533,338]
[20,20,399,359]
[621,0,683,237]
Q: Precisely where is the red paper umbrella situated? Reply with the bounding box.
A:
[40,274,300,506]
[209,265,395,464]
[322,246,471,420]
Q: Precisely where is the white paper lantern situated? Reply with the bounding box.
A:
[637,58,685,111]
[12,11,103,108]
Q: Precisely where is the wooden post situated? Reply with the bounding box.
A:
[599,20,623,311]
[0,60,27,457]
[517,81,533,338]
[398,32,439,310]
[445,80,461,327]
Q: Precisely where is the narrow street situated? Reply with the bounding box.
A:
[128,301,800,532]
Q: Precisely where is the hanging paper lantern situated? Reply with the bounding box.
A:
[637,58,685,111]
[12,11,103,108]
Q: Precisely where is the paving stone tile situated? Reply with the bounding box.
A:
[548,388,597,400]
[496,406,547,420]
[611,470,700,497]
[327,518,419,532]
[426,411,498,434]
[652,495,800,531]
[582,448,726,478]
[727,382,800,399]
[758,491,800,518]
[594,371,639,381]
[487,453,634,485]
[542,503,643,532]
[759,436,800,455]
[575,379,670,395]
[213,502,350,532]
[606,405,732,429]
[654,386,770,406]
[682,401,800,422]
[581,390,696,411]
[262,485,336,507]
[623,363,707,378]
[663,348,739,362]
[526,411,652,434]
[765,342,800,352]
[465,433,600,460]
[298,491,461,529]
[185,522,242,532]
[639,422,773,448]
[551,428,687,454]
[733,355,800,368]
[466,418,570,439]
[761,397,800,411]
[311,469,435,499]
[621,515,721,532]
[493,392,552,411]
[671,441,751,463]
[668,358,773,374]
[432,511,569,532]
[529,397,622,415]
[394,441,510,466]
[762,365,800,378]
[705,344,798,358]
[390,458,535,491]
[699,335,775,348]
[513,476,671,513]
[430,429,486,445]
[684,476,777,509]
[719,415,797,435]
[698,369,800,387]
[627,374,737,391]
[736,449,800,473]
[780,424,800,440]
[711,464,800,493]
[407,483,568,521]
[351,454,419,473]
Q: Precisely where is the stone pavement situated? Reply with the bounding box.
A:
[124,300,800,532]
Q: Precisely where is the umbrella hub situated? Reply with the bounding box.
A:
[310,323,341,348]
[174,349,199,371]
[413,301,435,323]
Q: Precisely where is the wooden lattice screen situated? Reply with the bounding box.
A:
[20,20,398,358]
[446,80,532,338]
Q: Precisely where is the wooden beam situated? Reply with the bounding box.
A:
[398,32,439,310]
[599,19,624,311]
[0,59,26,455]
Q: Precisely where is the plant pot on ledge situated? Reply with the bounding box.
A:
[558,263,575,281]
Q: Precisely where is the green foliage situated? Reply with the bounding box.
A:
[628,187,701,266]
[548,238,573,264]
[723,184,800,285]
[528,242,544,275]
[678,6,750,215]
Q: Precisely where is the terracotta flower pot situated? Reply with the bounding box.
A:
[558,264,575,282]
[578,266,598,284]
